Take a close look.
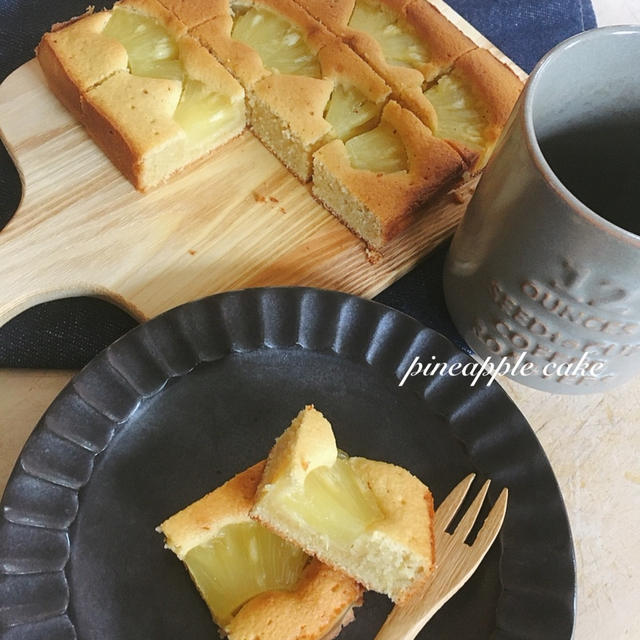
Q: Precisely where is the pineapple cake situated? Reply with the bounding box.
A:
[158,461,363,640]
[182,0,391,181]
[37,0,246,190]
[251,406,436,603]
[38,0,522,247]
[295,0,475,130]
[312,100,466,249]
[424,47,524,170]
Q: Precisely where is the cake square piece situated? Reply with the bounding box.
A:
[251,406,436,604]
[37,0,246,190]
[158,461,363,640]
[312,100,466,249]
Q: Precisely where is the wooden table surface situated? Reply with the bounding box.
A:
[1,2,638,639]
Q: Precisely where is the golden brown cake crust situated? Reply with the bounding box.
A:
[252,75,334,144]
[36,11,128,119]
[158,461,266,558]
[312,100,465,246]
[452,47,523,143]
[82,72,185,189]
[227,559,363,640]
[257,405,337,488]
[298,0,412,32]
[404,0,475,79]
[350,456,435,600]
[317,39,390,102]
[156,0,230,28]
[179,36,245,100]
[296,0,359,28]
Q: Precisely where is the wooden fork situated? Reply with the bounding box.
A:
[375,474,508,640]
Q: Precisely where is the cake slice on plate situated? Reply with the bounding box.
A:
[158,461,363,640]
[250,406,436,603]
[36,0,246,190]
[312,100,466,250]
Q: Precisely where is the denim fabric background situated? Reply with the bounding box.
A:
[0,0,596,367]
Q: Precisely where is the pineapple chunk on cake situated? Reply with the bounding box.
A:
[232,4,323,78]
[319,39,391,142]
[158,461,363,640]
[187,0,333,88]
[425,48,524,170]
[37,0,245,190]
[188,0,390,181]
[250,406,436,603]
[297,0,475,129]
[312,100,465,250]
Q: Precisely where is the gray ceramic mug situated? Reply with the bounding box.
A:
[443,26,640,393]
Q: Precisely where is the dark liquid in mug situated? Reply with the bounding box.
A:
[539,121,640,235]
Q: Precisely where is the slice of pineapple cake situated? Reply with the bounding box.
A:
[37,0,246,191]
[295,0,475,130]
[251,406,436,604]
[183,0,391,181]
[158,461,363,640]
[312,100,466,250]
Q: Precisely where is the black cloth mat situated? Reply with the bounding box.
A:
[0,0,596,369]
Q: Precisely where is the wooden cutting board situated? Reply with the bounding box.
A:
[0,1,525,327]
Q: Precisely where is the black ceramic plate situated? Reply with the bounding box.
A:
[0,288,575,640]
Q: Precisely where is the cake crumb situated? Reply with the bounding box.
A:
[366,247,383,264]
[253,191,267,203]
[269,196,279,203]
[451,179,477,204]
[188,249,196,256]
[451,188,466,204]
[279,207,286,214]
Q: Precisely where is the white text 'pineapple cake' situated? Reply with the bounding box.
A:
[37,0,246,190]
[251,406,436,603]
[158,461,363,640]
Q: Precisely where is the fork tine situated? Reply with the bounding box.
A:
[434,473,475,531]
[452,479,491,541]
[473,487,509,550]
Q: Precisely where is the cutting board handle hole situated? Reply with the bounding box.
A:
[0,145,21,234]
